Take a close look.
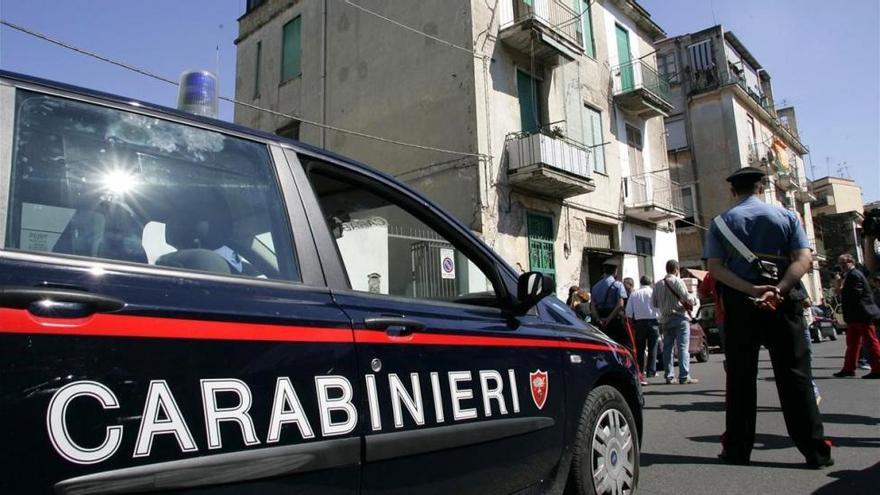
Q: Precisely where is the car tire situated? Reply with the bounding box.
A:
[570,385,639,495]
[696,341,709,363]
[830,332,837,341]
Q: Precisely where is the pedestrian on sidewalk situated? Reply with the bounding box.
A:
[653,259,698,384]
[626,276,660,384]
[590,263,632,352]
[705,166,832,469]
[832,254,880,379]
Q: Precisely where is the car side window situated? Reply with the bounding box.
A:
[303,160,497,306]
[5,90,299,282]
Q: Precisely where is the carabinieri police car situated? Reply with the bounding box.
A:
[0,71,643,495]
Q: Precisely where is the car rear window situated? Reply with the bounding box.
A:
[4,90,299,282]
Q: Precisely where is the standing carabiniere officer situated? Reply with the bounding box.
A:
[704,167,833,468]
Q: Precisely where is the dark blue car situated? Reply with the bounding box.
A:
[0,71,643,495]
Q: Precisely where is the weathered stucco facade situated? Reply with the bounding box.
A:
[656,26,822,300]
[234,0,682,298]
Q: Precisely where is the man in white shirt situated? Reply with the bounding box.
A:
[626,276,660,383]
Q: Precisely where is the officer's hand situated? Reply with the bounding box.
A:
[749,285,779,298]
[754,289,782,311]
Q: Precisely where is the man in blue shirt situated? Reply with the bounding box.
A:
[704,166,832,469]
[590,263,632,351]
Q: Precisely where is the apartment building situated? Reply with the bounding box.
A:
[655,26,822,300]
[810,176,864,267]
[233,0,683,297]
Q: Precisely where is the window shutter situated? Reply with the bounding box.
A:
[688,40,714,71]
[282,17,302,82]
[579,0,595,58]
[582,106,605,174]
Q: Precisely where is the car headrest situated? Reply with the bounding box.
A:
[163,192,232,251]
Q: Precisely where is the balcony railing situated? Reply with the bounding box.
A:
[612,59,674,117]
[505,129,596,198]
[624,171,685,221]
[689,67,772,112]
[498,0,583,62]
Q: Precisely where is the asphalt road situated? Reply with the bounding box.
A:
[637,336,879,495]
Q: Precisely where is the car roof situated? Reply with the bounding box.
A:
[0,70,341,159]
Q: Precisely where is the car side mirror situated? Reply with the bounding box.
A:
[516,271,555,313]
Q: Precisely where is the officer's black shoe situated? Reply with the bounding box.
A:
[717,451,750,466]
[862,372,880,379]
[806,457,834,470]
[832,370,855,378]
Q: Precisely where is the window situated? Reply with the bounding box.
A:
[582,105,606,174]
[665,119,687,150]
[6,91,299,282]
[625,124,644,176]
[635,236,654,282]
[527,213,555,281]
[575,0,595,58]
[517,70,542,133]
[276,120,301,140]
[254,41,262,99]
[688,40,714,70]
[657,53,678,82]
[281,17,302,82]
[304,164,495,305]
[246,0,265,13]
[677,186,697,227]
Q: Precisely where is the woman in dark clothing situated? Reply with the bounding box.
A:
[570,289,591,322]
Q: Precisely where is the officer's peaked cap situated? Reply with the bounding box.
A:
[726,166,766,185]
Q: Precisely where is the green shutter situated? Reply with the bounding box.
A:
[583,106,606,174]
[616,24,633,90]
[282,17,302,82]
[254,41,262,98]
[527,213,555,280]
[517,70,540,133]
[580,0,595,58]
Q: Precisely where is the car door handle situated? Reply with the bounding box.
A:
[363,316,426,337]
[0,287,125,319]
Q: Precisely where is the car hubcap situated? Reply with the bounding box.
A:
[591,408,635,495]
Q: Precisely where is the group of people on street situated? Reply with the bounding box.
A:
[567,260,700,387]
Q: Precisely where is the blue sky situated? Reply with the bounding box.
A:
[1,0,877,201]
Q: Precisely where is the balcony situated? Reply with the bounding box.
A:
[624,172,685,222]
[505,130,596,198]
[776,169,799,191]
[612,59,674,118]
[498,0,583,64]
[690,67,773,112]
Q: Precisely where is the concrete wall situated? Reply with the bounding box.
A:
[235,0,482,227]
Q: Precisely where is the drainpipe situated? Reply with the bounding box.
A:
[320,0,328,148]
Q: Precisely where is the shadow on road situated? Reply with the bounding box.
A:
[642,388,725,397]
[689,433,792,451]
[689,433,880,451]
[644,400,780,413]
[821,412,880,426]
[640,452,812,470]
[812,463,880,494]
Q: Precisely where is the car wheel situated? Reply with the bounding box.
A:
[696,340,709,363]
[570,385,639,495]
[830,332,837,341]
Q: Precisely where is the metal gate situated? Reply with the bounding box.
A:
[388,224,457,300]
[411,240,457,300]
